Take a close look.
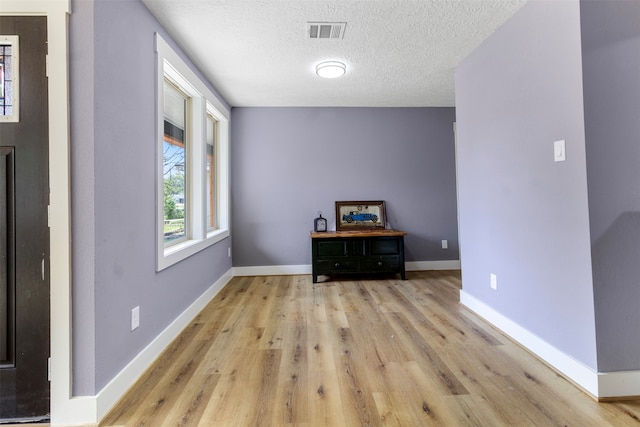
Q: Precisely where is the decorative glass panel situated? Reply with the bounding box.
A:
[163,79,188,245]
[0,36,19,122]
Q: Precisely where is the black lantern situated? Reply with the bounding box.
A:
[314,211,327,232]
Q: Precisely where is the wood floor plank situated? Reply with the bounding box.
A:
[340,281,412,366]
[331,325,378,426]
[115,328,212,426]
[245,275,281,330]
[387,360,463,426]
[270,284,309,426]
[305,284,346,427]
[373,280,452,347]
[384,310,469,396]
[320,283,349,329]
[100,272,640,426]
[159,372,220,427]
[192,277,266,376]
[100,321,207,425]
[244,349,282,426]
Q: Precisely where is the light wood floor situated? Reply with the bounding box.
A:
[101,271,640,426]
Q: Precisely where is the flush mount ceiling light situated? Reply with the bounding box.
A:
[316,61,346,79]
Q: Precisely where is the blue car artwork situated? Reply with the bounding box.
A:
[342,211,379,224]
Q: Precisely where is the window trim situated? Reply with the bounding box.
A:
[155,34,230,271]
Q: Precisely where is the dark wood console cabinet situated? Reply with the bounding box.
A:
[310,230,407,283]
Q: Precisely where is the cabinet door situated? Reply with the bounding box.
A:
[370,237,400,255]
[350,239,366,256]
[316,240,348,257]
[317,239,366,257]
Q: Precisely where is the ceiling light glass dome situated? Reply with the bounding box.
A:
[316,61,346,78]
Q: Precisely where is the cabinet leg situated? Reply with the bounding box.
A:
[313,275,318,283]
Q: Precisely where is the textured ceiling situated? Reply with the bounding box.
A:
[142,0,527,107]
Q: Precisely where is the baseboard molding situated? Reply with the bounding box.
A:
[93,268,234,422]
[598,370,640,399]
[233,261,461,278]
[233,264,311,276]
[460,290,640,399]
[405,260,461,271]
[459,290,599,397]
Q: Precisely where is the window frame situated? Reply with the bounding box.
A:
[205,107,218,232]
[155,34,230,271]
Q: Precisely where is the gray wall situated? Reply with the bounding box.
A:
[455,0,597,369]
[230,107,459,267]
[70,0,232,395]
[69,0,97,394]
[581,0,640,372]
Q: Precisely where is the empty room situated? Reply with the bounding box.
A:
[1,0,639,425]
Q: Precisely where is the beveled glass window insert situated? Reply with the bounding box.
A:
[0,36,19,122]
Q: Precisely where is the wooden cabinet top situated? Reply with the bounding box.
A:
[310,229,406,239]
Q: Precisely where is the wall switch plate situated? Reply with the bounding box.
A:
[554,140,566,162]
[490,273,497,290]
[441,239,448,249]
[131,306,140,331]
[228,247,231,257]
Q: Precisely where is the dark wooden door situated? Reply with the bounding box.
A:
[0,16,50,421]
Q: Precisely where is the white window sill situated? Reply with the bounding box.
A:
[158,229,229,271]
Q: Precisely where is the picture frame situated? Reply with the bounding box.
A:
[335,200,386,230]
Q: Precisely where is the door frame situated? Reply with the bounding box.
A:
[0,1,90,424]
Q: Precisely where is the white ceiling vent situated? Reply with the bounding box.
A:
[307,22,346,39]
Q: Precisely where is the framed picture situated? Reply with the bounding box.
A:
[335,200,386,230]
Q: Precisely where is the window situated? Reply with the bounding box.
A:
[156,34,230,270]
[205,110,217,231]
[163,80,188,245]
[0,35,19,122]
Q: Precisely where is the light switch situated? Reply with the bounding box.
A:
[554,140,566,162]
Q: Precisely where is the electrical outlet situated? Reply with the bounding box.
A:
[490,274,497,290]
[441,240,448,249]
[131,306,140,331]
[228,247,231,257]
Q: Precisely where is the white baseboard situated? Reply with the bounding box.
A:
[405,260,461,271]
[92,268,233,422]
[233,261,461,278]
[460,290,640,399]
[598,370,640,399]
[459,290,599,397]
[233,264,311,276]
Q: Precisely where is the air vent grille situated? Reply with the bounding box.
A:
[308,22,346,39]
